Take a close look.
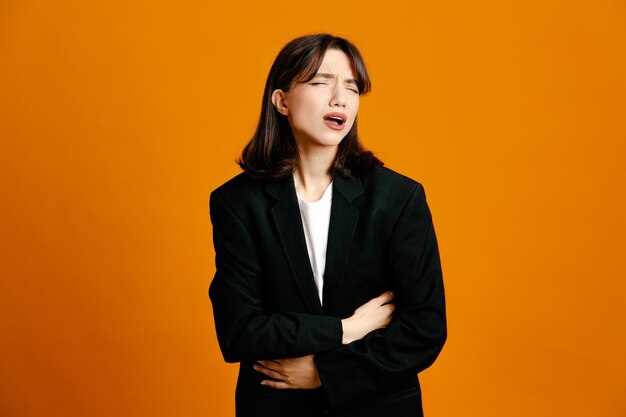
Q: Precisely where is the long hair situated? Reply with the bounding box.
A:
[238,33,383,179]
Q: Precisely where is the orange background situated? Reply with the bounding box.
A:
[1,1,625,416]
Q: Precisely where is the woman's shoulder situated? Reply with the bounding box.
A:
[213,171,260,194]
[353,167,430,218]
[361,166,424,195]
[210,172,290,214]
[211,172,268,202]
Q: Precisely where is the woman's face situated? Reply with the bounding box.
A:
[272,48,360,150]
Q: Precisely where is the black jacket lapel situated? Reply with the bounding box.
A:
[322,175,363,307]
[267,176,324,315]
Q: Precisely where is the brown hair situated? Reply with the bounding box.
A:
[237,33,383,179]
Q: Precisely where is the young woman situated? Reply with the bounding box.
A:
[209,34,446,417]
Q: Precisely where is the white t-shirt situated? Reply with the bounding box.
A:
[296,181,333,305]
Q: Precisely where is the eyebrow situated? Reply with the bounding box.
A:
[313,72,358,86]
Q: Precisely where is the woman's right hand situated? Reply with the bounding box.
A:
[340,291,395,344]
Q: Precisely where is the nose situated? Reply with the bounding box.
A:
[329,79,347,108]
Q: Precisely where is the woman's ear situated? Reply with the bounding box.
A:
[271,89,288,116]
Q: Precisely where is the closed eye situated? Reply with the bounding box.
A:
[310,82,359,94]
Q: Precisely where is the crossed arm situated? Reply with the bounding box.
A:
[252,292,396,389]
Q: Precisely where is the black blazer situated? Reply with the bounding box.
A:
[209,166,446,417]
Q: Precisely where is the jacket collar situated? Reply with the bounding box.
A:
[265,173,364,202]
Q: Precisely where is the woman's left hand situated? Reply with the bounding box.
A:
[253,355,321,389]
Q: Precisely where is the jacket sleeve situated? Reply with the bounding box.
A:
[314,183,447,410]
[208,191,343,363]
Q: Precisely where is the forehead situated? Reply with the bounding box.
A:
[315,49,356,77]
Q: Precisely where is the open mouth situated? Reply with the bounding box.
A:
[324,116,344,126]
[323,113,347,127]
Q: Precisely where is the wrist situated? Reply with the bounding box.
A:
[341,317,356,344]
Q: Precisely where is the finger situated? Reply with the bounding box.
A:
[261,380,291,389]
[253,364,284,380]
[257,360,282,372]
[376,290,394,305]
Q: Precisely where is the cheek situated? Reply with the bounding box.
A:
[290,99,318,125]
[350,95,360,112]
[288,112,317,135]
[291,109,315,129]
[290,97,315,119]
[351,100,360,119]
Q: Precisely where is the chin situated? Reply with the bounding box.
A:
[295,130,349,148]
[316,138,346,148]
[322,131,351,145]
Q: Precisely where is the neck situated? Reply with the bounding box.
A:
[293,144,337,201]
